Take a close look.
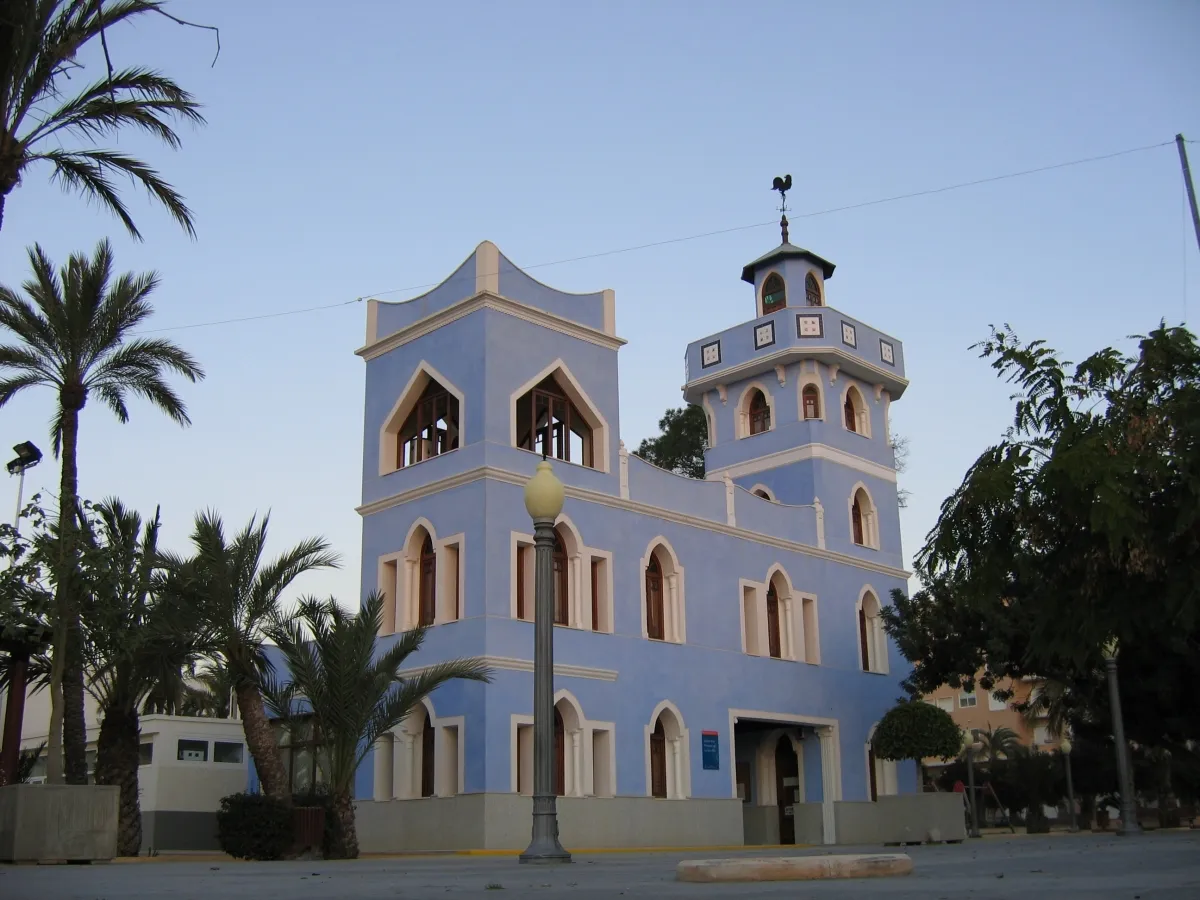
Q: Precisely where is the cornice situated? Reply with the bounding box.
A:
[684,346,909,398]
[706,442,898,483]
[356,291,627,360]
[398,655,618,682]
[357,462,910,580]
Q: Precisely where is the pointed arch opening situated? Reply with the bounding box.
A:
[749,390,771,435]
[858,588,887,674]
[735,382,776,439]
[762,272,786,315]
[850,484,879,549]
[842,384,869,436]
[802,383,821,420]
[646,701,689,799]
[380,363,463,475]
[805,272,823,307]
[641,539,685,643]
[764,567,796,661]
[512,362,609,471]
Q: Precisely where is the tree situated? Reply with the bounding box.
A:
[0,240,203,784]
[891,433,911,509]
[166,511,338,803]
[0,0,206,237]
[883,324,1200,758]
[77,498,204,855]
[268,591,491,858]
[871,699,963,768]
[970,726,1020,763]
[634,404,707,478]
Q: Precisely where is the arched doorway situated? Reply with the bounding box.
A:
[775,735,799,844]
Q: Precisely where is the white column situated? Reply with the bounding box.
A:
[404,559,417,630]
[571,730,583,797]
[394,732,415,799]
[667,574,680,642]
[814,497,825,550]
[668,737,682,799]
[818,726,838,845]
[571,556,582,628]
[783,599,796,660]
[373,736,393,801]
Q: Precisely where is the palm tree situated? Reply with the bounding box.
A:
[970,727,1021,762]
[78,498,205,856]
[268,592,491,858]
[0,240,203,784]
[166,511,339,804]
[0,0,204,237]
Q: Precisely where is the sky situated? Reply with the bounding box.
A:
[1,0,1197,607]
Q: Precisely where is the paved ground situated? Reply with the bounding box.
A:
[1,831,1197,899]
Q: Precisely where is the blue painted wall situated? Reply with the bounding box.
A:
[351,240,913,807]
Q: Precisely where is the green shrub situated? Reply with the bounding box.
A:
[872,699,963,763]
[216,792,292,860]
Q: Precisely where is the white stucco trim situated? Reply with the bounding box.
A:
[357,465,912,581]
[728,708,842,845]
[796,590,821,665]
[435,714,465,798]
[840,382,871,439]
[357,290,627,360]
[379,361,466,477]
[399,656,618,682]
[509,358,612,473]
[510,713,534,794]
[683,344,908,402]
[734,380,777,440]
[639,537,686,643]
[797,370,826,422]
[848,481,881,550]
[475,240,500,294]
[705,442,897,484]
[855,585,889,675]
[588,719,617,798]
[645,699,691,799]
[738,577,765,656]
[748,483,777,502]
[433,532,465,623]
[700,392,717,447]
[509,530,535,621]
[587,547,615,634]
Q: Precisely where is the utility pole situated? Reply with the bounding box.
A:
[1178,134,1200,258]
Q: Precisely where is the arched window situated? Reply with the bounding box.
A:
[418,534,437,627]
[843,385,866,435]
[753,489,771,500]
[420,708,435,797]
[859,591,885,673]
[553,532,569,626]
[646,555,665,640]
[554,708,566,797]
[802,384,821,420]
[397,380,460,469]
[851,487,875,549]
[766,581,782,659]
[650,718,667,798]
[805,272,822,307]
[749,390,771,435]
[762,273,786,315]
[516,375,594,467]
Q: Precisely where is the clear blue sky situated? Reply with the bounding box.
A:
[1,0,1197,605]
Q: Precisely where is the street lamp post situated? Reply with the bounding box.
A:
[1060,737,1078,833]
[965,731,983,839]
[7,441,42,534]
[519,459,571,865]
[0,442,42,785]
[1101,639,1142,836]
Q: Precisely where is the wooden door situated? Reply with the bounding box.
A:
[554,708,565,797]
[650,719,667,798]
[775,736,798,844]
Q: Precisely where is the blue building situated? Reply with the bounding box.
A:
[349,233,916,852]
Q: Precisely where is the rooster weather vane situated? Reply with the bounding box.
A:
[772,174,792,243]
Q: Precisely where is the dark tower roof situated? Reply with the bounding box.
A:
[740,243,836,284]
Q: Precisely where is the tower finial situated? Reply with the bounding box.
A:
[771,174,792,244]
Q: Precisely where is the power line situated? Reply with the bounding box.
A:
[138,138,1176,335]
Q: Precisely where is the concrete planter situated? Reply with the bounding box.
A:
[0,784,119,863]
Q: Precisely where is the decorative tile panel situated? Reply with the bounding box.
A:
[879,339,895,366]
[701,340,722,368]
[796,314,823,338]
[840,321,857,348]
[753,321,776,350]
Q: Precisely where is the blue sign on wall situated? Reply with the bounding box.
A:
[701,731,720,770]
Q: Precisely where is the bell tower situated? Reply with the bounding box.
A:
[681,177,908,566]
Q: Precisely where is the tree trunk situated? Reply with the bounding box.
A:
[47,405,83,784]
[63,630,88,784]
[95,708,142,856]
[0,190,6,232]
[235,683,290,804]
[328,790,358,859]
